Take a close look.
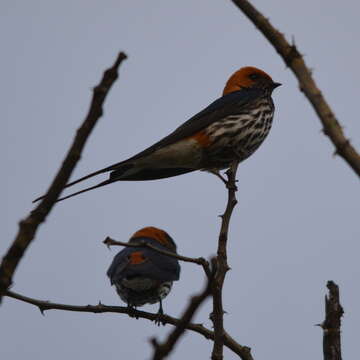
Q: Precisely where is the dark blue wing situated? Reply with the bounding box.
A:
[123,88,264,163]
[107,242,180,284]
[107,247,133,285]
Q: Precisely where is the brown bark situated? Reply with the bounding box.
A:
[321,281,344,360]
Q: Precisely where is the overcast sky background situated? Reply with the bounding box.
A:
[1,1,359,359]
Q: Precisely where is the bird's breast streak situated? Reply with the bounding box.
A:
[158,281,173,300]
[198,98,275,168]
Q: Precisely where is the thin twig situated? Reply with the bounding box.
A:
[150,275,213,360]
[211,161,240,360]
[318,281,344,360]
[4,289,252,359]
[231,0,360,177]
[0,52,127,303]
[103,237,211,277]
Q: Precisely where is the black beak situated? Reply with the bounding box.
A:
[272,82,282,89]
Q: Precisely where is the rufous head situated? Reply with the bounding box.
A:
[130,226,177,252]
[223,66,281,96]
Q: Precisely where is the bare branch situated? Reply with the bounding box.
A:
[0,52,127,303]
[211,161,240,360]
[231,0,360,177]
[103,237,211,277]
[319,281,344,360]
[4,289,252,358]
[223,331,254,360]
[150,275,212,360]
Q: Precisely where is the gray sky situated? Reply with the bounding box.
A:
[2,1,359,359]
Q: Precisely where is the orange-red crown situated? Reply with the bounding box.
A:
[223,66,274,95]
[131,226,176,251]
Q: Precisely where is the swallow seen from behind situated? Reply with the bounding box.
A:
[107,227,180,321]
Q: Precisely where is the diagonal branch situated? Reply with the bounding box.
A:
[319,281,344,360]
[4,289,252,359]
[211,161,241,360]
[103,237,211,277]
[150,275,213,360]
[231,0,360,177]
[0,52,127,303]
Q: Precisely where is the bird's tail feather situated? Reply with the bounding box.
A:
[64,161,126,189]
[32,161,127,203]
[54,179,114,202]
[32,165,195,203]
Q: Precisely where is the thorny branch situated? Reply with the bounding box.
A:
[319,281,344,360]
[5,289,252,359]
[103,237,211,278]
[146,161,250,360]
[0,52,127,303]
[211,161,241,360]
[231,0,360,177]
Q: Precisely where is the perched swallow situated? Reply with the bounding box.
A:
[107,227,180,320]
[34,66,280,202]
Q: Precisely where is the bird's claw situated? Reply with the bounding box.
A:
[127,304,139,319]
[154,314,166,326]
[154,308,166,326]
[154,300,166,326]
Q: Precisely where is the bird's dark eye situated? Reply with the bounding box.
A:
[249,73,261,80]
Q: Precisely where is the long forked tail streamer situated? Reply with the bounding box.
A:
[63,162,122,189]
[32,161,125,203]
[53,179,114,203]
